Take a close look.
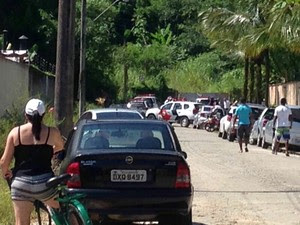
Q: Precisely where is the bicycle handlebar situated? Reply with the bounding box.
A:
[46,173,71,188]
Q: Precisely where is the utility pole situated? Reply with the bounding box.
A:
[55,0,75,137]
[79,0,87,116]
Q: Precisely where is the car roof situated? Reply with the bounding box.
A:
[246,103,266,109]
[82,108,144,120]
[169,101,199,104]
[81,118,171,126]
[287,105,300,109]
[86,108,139,113]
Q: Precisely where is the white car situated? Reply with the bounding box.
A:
[196,97,210,105]
[158,101,201,127]
[218,106,237,139]
[220,103,266,141]
[132,94,159,108]
[193,105,214,129]
[145,107,161,119]
[261,105,300,149]
[76,108,144,125]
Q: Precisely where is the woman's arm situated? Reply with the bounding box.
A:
[52,127,65,153]
[0,129,15,179]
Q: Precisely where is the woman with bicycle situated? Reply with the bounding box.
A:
[0,98,64,225]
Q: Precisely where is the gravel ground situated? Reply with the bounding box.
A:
[175,125,300,225]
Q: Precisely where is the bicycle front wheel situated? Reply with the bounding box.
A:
[67,201,92,225]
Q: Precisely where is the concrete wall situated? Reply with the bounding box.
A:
[0,58,55,116]
[0,57,29,115]
[29,67,55,104]
[269,81,300,106]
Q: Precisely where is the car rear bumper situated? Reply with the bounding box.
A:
[66,188,193,216]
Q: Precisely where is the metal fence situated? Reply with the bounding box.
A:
[31,54,56,74]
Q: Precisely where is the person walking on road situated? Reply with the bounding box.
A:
[233,98,252,153]
[223,98,230,114]
[272,98,292,156]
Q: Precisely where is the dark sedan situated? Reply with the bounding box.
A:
[60,119,193,225]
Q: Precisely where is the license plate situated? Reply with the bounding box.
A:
[111,170,147,182]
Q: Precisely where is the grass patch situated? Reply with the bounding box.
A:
[0,178,14,225]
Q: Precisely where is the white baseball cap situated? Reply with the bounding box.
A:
[25,99,46,116]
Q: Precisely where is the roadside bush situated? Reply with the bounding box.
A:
[0,178,14,225]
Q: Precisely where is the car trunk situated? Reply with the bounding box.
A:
[72,151,184,189]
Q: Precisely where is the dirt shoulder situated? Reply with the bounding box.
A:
[175,126,300,225]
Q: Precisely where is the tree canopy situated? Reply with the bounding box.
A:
[1,0,299,103]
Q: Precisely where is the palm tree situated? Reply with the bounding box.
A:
[199,1,300,106]
[267,1,300,53]
[199,5,264,102]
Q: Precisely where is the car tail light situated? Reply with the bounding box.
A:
[193,108,199,114]
[175,162,191,188]
[66,162,81,188]
[227,115,232,121]
[200,113,205,117]
[262,119,268,127]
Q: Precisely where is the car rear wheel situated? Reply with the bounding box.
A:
[180,117,190,127]
[218,132,222,137]
[227,130,235,142]
[147,114,156,120]
[257,133,262,147]
[222,130,227,139]
[159,210,192,225]
[249,135,257,145]
[261,134,269,149]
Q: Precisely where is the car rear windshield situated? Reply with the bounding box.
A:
[291,108,300,122]
[130,102,147,109]
[251,107,264,120]
[202,106,213,112]
[79,123,175,151]
[200,99,210,105]
[96,112,142,120]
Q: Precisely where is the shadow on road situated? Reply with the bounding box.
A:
[193,222,208,225]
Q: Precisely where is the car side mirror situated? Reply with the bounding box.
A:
[181,151,187,159]
[56,150,66,161]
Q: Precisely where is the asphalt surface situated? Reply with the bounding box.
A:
[175,125,300,225]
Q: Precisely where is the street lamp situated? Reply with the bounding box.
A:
[78,0,129,116]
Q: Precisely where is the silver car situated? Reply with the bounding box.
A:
[249,107,274,145]
[261,105,300,149]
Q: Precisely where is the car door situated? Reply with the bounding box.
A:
[160,102,174,121]
[257,108,268,132]
[171,103,183,121]
[264,119,274,144]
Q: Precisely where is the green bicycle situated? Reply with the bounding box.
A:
[7,174,92,225]
[44,173,93,225]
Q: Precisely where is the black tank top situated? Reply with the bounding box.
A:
[13,126,54,177]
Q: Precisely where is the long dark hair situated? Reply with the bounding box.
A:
[26,111,44,141]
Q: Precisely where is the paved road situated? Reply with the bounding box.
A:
[174,125,300,225]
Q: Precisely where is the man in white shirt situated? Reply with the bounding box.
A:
[272,98,292,156]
